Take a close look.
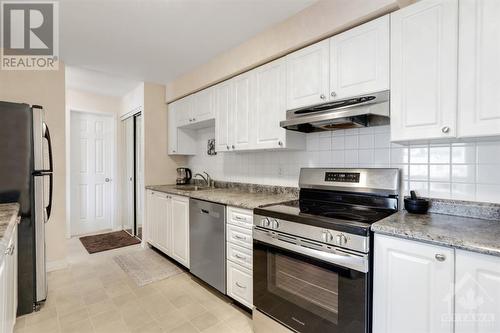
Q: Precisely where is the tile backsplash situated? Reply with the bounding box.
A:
[187,126,500,204]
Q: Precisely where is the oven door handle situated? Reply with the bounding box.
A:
[253,228,369,273]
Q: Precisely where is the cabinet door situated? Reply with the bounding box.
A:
[455,250,500,333]
[154,193,171,255]
[285,39,330,110]
[254,58,287,149]
[215,80,233,152]
[233,72,253,150]
[167,104,178,154]
[330,15,389,99]
[373,234,454,333]
[227,261,253,309]
[170,195,190,268]
[458,0,500,138]
[175,96,193,128]
[390,0,458,141]
[192,87,215,124]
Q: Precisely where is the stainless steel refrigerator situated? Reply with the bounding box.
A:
[0,101,53,315]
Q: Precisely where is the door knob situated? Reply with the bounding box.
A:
[320,94,326,100]
[331,91,337,98]
[105,178,112,182]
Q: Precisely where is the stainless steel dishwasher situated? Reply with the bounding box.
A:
[189,198,226,293]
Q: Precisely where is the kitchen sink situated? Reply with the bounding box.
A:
[174,185,210,191]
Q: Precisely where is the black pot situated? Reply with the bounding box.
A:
[404,190,429,214]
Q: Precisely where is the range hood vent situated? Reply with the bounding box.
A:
[280,90,390,133]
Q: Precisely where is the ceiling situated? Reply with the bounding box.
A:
[60,0,316,89]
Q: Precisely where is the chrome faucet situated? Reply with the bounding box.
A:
[194,173,210,187]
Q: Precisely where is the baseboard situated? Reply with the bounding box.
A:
[47,259,68,272]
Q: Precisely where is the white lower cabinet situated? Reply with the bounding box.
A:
[226,206,253,309]
[455,250,500,333]
[373,234,454,333]
[0,221,18,333]
[146,190,189,269]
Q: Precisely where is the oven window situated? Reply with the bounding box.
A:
[269,253,339,324]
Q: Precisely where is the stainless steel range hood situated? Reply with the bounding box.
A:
[280,90,390,133]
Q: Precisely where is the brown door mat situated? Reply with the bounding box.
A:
[79,230,141,254]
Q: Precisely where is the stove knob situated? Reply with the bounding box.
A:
[336,233,348,246]
[272,219,280,229]
[261,217,271,228]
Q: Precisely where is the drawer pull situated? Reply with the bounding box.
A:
[234,254,247,260]
[234,216,247,222]
[236,282,247,289]
[233,235,246,241]
[435,254,446,262]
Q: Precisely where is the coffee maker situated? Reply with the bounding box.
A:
[176,167,192,185]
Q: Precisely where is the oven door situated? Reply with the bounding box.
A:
[253,229,370,333]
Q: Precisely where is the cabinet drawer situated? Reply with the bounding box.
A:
[227,206,253,229]
[227,261,253,309]
[227,242,252,270]
[149,190,170,199]
[227,224,252,249]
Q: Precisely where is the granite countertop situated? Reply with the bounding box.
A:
[372,211,500,257]
[0,203,20,260]
[146,185,298,210]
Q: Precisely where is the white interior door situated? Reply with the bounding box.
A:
[135,114,144,239]
[70,112,114,236]
[123,117,135,234]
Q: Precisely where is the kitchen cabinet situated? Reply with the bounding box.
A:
[458,0,500,138]
[215,80,233,152]
[254,58,305,150]
[232,72,253,151]
[455,250,500,333]
[191,87,215,125]
[146,190,189,268]
[285,40,330,110]
[170,195,190,268]
[330,15,389,99]
[373,234,454,333]
[226,206,253,309]
[390,0,459,142]
[167,102,196,155]
[0,221,18,333]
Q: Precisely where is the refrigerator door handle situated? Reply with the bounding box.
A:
[43,122,53,172]
[46,173,53,222]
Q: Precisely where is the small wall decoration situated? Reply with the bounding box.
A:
[207,138,216,156]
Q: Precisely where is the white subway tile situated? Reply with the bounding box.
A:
[331,151,345,165]
[319,137,332,151]
[331,136,345,150]
[374,132,391,148]
[358,127,374,134]
[429,146,450,164]
[477,165,500,184]
[344,128,359,135]
[359,150,374,165]
[359,135,374,149]
[409,181,429,197]
[410,146,429,164]
[374,125,390,134]
[391,147,409,164]
[344,135,359,149]
[409,165,428,181]
[344,150,359,164]
[451,144,476,164]
[451,183,476,201]
[429,182,451,199]
[451,165,475,183]
[477,142,500,164]
[429,165,450,182]
[476,184,500,203]
[306,133,319,151]
[374,149,391,165]
[392,164,409,180]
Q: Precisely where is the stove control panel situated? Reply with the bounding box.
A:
[324,172,360,183]
[260,217,280,230]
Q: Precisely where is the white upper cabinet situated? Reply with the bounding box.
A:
[285,40,330,110]
[455,250,500,333]
[174,96,193,128]
[458,0,500,138]
[191,87,215,125]
[373,234,454,333]
[167,102,196,155]
[215,80,233,152]
[330,15,390,99]
[167,104,178,155]
[233,72,253,150]
[254,58,288,149]
[390,0,458,142]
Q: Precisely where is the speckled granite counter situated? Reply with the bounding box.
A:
[372,211,500,256]
[145,185,298,210]
[0,203,20,261]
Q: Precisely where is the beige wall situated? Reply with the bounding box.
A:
[66,89,124,234]
[0,64,67,264]
[165,0,410,102]
[143,82,186,185]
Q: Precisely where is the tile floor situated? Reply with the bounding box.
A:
[14,237,252,333]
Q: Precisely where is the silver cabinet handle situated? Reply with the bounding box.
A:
[435,254,446,262]
[320,94,326,100]
[192,117,196,121]
[232,145,235,149]
[105,178,111,182]
[441,126,450,133]
[234,216,247,222]
[234,254,247,260]
[233,235,246,241]
[236,282,247,289]
[278,141,283,147]
[226,145,230,150]
[4,244,14,255]
[331,91,337,98]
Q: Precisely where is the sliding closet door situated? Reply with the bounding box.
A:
[135,114,144,239]
[123,117,135,235]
